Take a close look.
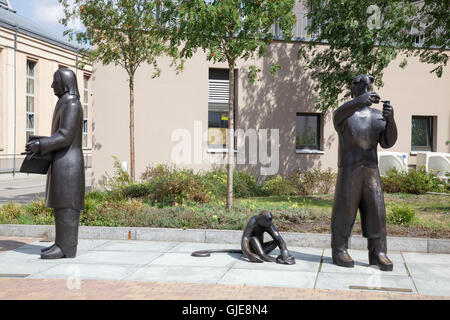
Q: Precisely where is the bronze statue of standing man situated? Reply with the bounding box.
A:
[26,69,85,259]
[331,75,397,271]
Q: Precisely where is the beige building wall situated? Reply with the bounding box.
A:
[91,40,450,187]
[0,25,93,171]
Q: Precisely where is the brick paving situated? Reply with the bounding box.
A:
[0,278,445,300]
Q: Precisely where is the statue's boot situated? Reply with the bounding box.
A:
[332,249,354,268]
[368,237,393,271]
[41,209,80,259]
[332,235,354,267]
[41,243,56,253]
[40,244,65,259]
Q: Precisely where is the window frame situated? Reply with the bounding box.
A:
[295,112,322,151]
[82,75,90,149]
[411,116,435,152]
[207,68,237,151]
[26,60,36,142]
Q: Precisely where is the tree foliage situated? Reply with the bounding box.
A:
[413,0,450,78]
[59,0,180,180]
[162,0,297,209]
[299,0,423,111]
[163,0,297,79]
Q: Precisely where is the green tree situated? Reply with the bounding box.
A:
[299,0,421,111]
[164,0,296,210]
[413,0,449,78]
[59,0,180,181]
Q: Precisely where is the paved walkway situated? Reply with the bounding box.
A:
[0,237,449,299]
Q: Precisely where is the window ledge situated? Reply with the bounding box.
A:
[207,148,238,154]
[410,151,434,156]
[296,149,324,154]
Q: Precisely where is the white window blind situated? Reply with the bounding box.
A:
[208,79,229,104]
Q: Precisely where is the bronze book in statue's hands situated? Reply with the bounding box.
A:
[20,135,53,174]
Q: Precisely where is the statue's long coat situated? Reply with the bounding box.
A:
[40,71,85,210]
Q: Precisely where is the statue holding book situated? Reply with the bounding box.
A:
[23,68,85,259]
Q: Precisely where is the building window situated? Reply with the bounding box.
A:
[26,60,36,142]
[411,116,434,152]
[208,68,235,150]
[83,75,89,148]
[296,113,321,151]
[415,33,425,46]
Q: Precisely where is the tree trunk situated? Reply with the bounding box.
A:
[226,65,235,211]
[129,75,136,181]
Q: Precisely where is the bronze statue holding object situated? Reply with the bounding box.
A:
[331,74,397,271]
[25,69,85,260]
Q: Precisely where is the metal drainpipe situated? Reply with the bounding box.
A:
[13,25,17,177]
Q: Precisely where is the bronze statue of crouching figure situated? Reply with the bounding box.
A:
[192,211,295,265]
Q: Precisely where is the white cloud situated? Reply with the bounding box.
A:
[32,0,83,31]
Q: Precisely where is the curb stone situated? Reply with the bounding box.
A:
[0,224,449,254]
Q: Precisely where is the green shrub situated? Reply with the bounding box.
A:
[201,168,265,198]
[142,165,211,206]
[381,167,443,194]
[387,204,416,225]
[262,175,295,196]
[105,156,132,190]
[232,170,264,198]
[262,169,336,196]
[0,202,24,224]
[201,168,227,198]
[22,199,54,225]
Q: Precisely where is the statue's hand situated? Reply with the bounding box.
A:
[383,103,394,122]
[25,140,40,154]
[276,250,295,265]
[361,92,380,106]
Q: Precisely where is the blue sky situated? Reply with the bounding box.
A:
[9,0,83,42]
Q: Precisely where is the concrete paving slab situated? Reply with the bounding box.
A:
[321,249,408,276]
[136,228,205,242]
[149,252,241,268]
[0,262,56,275]
[232,247,323,273]
[168,242,241,253]
[0,248,43,263]
[273,247,324,262]
[406,263,450,280]
[402,252,450,265]
[125,265,229,284]
[315,272,417,293]
[93,240,179,252]
[0,247,96,265]
[232,257,320,273]
[30,263,138,281]
[218,269,317,289]
[413,277,450,296]
[33,239,109,252]
[69,251,162,265]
